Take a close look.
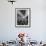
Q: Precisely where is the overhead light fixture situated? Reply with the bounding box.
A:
[8,0,16,4]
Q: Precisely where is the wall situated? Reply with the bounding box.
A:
[0,0,46,42]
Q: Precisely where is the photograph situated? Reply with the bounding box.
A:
[15,8,31,28]
[0,0,46,46]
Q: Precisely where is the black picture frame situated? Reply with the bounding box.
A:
[15,8,31,28]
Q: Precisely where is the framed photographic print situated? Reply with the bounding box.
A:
[15,8,31,28]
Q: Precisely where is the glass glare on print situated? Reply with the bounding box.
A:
[17,10,28,25]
